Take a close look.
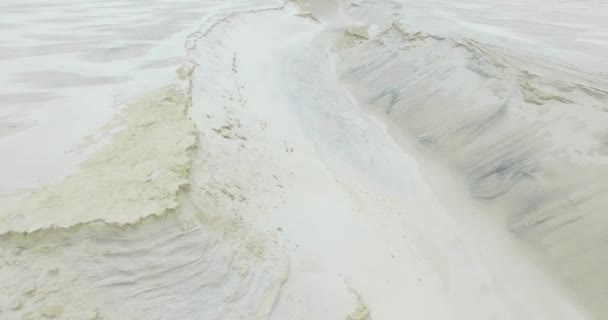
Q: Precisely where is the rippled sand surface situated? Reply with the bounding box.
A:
[1,0,607,319]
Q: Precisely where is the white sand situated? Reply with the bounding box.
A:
[1,0,606,319]
[0,0,274,192]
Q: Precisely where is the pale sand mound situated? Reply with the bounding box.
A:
[0,1,605,319]
[339,1,608,316]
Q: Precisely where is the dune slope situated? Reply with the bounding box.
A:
[1,0,606,319]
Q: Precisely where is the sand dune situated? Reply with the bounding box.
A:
[1,0,606,319]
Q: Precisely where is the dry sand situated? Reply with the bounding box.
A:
[1,0,607,319]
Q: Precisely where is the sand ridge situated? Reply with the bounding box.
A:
[0,0,605,319]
